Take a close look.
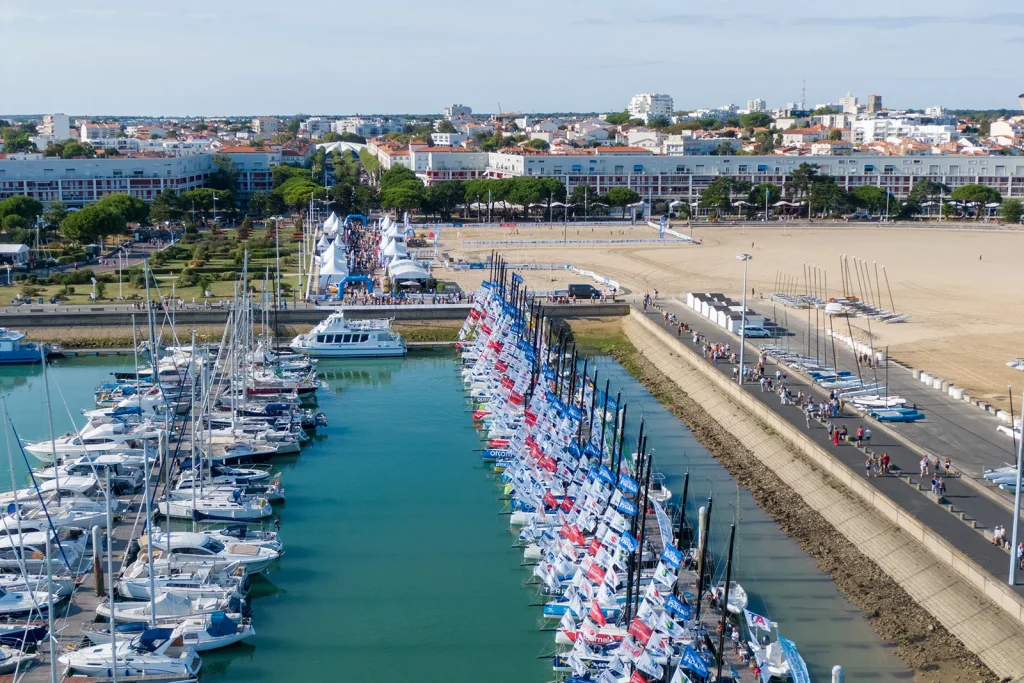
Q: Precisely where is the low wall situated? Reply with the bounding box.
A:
[7,302,629,329]
[624,309,1024,680]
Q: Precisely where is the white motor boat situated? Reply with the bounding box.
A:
[168,611,255,652]
[24,420,159,460]
[716,581,749,615]
[96,592,233,624]
[118,560,249,601]
[0,586,59,617]
[0,531,89,574]
[59,627,202,677]
[34,454,144,492]
[290,312,407,358]
[0,571,74,598]
[141,532,280,574]
[0,645,37,674]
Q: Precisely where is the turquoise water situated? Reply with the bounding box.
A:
[0,354,911,681]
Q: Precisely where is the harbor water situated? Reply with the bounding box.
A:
[0,353,911,681]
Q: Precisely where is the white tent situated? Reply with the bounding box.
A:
[380,222,404,247]
[318,240,350,280]
[380,216,395,231]
[387,259,430,280]
[323,212,340,236]
[316,233,330,253]
[382,237,408,259]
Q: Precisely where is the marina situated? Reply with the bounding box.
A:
[0,222,914,682]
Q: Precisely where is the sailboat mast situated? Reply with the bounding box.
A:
[190,330,198,529]
[716,523,737,682]
[40,345,59,496]
[145,259,158,365]
[693,495,713,624]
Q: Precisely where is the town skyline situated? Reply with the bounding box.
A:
[2,0,1023,115]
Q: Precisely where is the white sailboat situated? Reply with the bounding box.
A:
[58,627,202,677]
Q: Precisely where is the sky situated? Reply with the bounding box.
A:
[2,0,1023,116]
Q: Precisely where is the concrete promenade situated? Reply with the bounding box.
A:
[622,309,1024,680]
[648,298,1024,586]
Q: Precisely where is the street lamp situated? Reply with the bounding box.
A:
[737,254,753,385]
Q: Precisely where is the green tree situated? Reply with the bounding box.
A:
[2,215,29,232]
[699,177,738,213]
[207,154,238,196]
[150,190,184,224]
[60,204,127,244]
[42,200,68,229]
[748,183,781,216]
[1,134,35,153]
[828,129,843,141]
[508,177,543,218]
[237,216,252,239]
[525,138,550,151]
[570,184,599,216]
[425,181,464,221]
[0,195,44,222]
[808,180,852,216]
[647,117,671,129]
[851,186,888,214]
[249,191,270,218]
[605,187,641,218]
[710,142,735,156]
[753,130,775,155]
[96,193,149,224]
[786,163,821,198]
[539,178,566,221]
[999,198,1023,224]
[286,117,301,136]
[739,112,773,129]
[604,111,632,126]
[950,183,1002,219]
[436,119,457,134]
[812,106,840,115]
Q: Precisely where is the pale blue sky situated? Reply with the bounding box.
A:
[2,0,1022,116]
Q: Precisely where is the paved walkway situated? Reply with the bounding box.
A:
[641,298,1024,593]
[751,295,1019,479]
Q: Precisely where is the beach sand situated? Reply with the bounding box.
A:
[433,223,1024,409]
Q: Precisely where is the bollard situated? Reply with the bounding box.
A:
[832,665,845,683]
[92,525,104,597]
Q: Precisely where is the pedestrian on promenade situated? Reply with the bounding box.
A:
[805,407,812,429]
[865,456,872,477]
[938,477,946,496]
[934,456,943,475]
[833,428,840,447]
[931,476,938,494]
[759,376,766,392]
[863,427,871,445]
[856,425,865,447]
[1017,542,1024,570]
[920,456,929,477]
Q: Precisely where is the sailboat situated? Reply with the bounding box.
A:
[58,627,202,677]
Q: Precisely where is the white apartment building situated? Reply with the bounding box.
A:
[628,94,674,123]
[443,104,472,120]
[405,148,1024,203]
[300,117,334,138]
[428,132,469,147]
[990,121,1024,139]
[747,99,767,113]
[662,136,741,155]
[80,122,120,143]
[853,117,958,145]
[839,92,859,114]
[40,114,71,140]
[251,117,280,135]
[332,117,403,138]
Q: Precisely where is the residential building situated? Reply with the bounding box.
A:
[628,93,674,123]
[443,104,472,120]
[300,117,334,138]
[990,120,1024,139]
[812,113,855,130]
[747,99,767,113]
[810,140,854,156]
[662,136,742,155]
[251,117,280,135]
[80,122,120,143]
[926,106,946,117]
[428,132,469,147]
[366,140,413,170]
[839,91,859,114]
[40,114,71,140]
[867,94,883,114]
[853,117,958,145]
[332,117,403,138]
[126,125,167,138]
[781,126,827,146]
[218,147,280,198]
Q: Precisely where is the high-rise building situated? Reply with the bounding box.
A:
[443,104,472,120]
[867,94,883,114]
[839,91,859,114]
[628,93,674,123]
[747,98,767,113]
[40,113,71,140]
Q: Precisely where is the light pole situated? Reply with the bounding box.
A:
[1010,386,1024,586]
[737,254,753,385]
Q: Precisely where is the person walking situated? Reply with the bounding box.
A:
[863,427,872,446]
[920,456,929,478]
[833,428,840,447]
[856,425,865,447]
[865,456,873,478]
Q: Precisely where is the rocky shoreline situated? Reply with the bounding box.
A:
[573,321,998,683]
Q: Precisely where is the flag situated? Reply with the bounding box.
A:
[659,613,685,639]
[617,473,639,495]
[645,631,672,658]
[628,617,653,645]
[559,609,575,633]
[586,562,606,584]
[598,670,621,683]
[619,531,640,554]
[568,589,584,618]
[653,560,677,589]
[589,600,607,627]
[607,654,628,675]
[578,578,594,602]
[644,581,665,607]
[629,671,649,683]
[664,594,692,621]
[616,497,638,517]
[568,524,586,546]
[636,650,664,679]
[567,650,588,676]
[670,665,694,683]
[680,645,709,678]
[616,635,644,663]
[744,608,772,632]
[660,544,683,571]
[604,565,619,589]
[580,617,600,643]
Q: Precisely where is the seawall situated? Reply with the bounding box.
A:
[621,309,1024,681]
[6,302,629,329]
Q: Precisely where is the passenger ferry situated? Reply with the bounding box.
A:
[289,312,406,358]
[0,329,48,365]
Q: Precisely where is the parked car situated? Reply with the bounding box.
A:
[739,326,772,338]
[567,284,601,299]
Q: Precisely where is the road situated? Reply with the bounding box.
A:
[640,297,1024,592]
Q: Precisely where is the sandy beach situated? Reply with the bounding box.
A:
[434,223,1024,409]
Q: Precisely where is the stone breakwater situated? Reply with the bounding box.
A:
[579,312,1024,682]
